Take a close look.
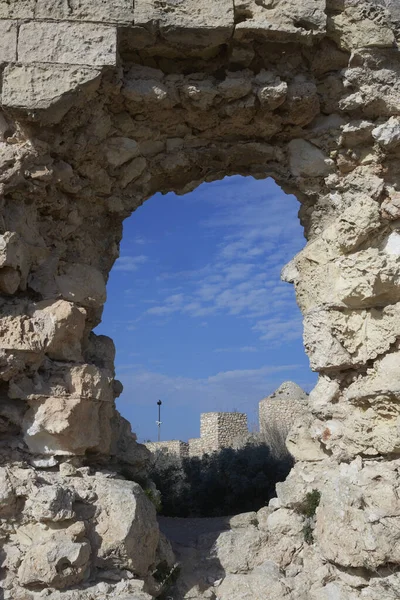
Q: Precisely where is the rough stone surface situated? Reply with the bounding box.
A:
[0,2,400,599]
[259,381,309,436]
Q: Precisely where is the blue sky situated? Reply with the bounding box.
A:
[96,176,317,442]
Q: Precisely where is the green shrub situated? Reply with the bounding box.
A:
[149,441,294,517]
[144,487,162,513]
[298,489,321,518]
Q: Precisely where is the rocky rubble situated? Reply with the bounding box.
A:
[0,0,399,598]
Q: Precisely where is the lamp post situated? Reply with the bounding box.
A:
[156,400,162,442]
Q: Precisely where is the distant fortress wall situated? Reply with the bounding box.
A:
[145,382,309,460]
[259,381,309,435]
[146,412,248,458]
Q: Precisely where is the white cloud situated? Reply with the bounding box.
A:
[116,176,306,346]
[114,255,148,272]
[117,363,307,415]
[253,315,303,345]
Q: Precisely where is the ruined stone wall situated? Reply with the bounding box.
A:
[0,1,400,599]
[259,381,309,434]
[201,412,249,453]
[145,440,189,459]
[147,412,249,458]
[188,437,204,458]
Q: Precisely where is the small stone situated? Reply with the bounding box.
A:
[381,191,400,220]
[120,157,147,188]
[59,462,78,478]
[30,456,58,469]
[372,117,400,149]
[288,139,334,177]
[106,137,140,167]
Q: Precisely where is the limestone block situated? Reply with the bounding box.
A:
[286,418,327,462]
[33,300,86,362]
[322,195,381,254]
[381,191,400,220]
[284,81,320,126]
[255,71,287,109]
[23,395,113,455]
[1,64,102,110]
[217,73,252,100]
[36,0,134,24]
[216,561,288,600]
[110,413,151,473]
[134,0,234,47]
[329,5,395,50]
[0,232,25,270]
[18,22,117,67]
[339,122,373,150]
[304,304,400,371]
[120,156,147,188]
[382,0,400,20]
[18,523,91,589]
[333,249,400,308]
[296,248,400,311]
[345,351,400,404]
[0,0,34,18]
[0,20,17,63]
[229,512,258,529]
[266,507,304,538]
[55,263,106,308]
[93,477,159,576]
[234,0,326,43]
[315,469,400,569]
[180,80,218,110]
[27,484,75,522]
[0,467,15,517]
[372,116,400,149]
[10,363,114,404]
[288,140,333,177]
[213,526,268,574]
[106,137,141,167]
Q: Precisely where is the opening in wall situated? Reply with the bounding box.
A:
[96,175,317,444]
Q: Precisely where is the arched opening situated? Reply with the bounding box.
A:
[97,175,316,443]
[1,3,399,597]
[94,174,317,519]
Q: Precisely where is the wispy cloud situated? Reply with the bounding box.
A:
[117,363,306,414]
[132,177,305,346]
[114,255,148,272]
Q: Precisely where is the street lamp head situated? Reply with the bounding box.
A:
[157,400,162,406]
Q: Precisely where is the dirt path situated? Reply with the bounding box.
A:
[158,516,231,546]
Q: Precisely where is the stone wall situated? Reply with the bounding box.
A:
[188,437,204,458]
[145,440,189,459]
[147,412,249,459]
[259,381,309,435]
[1,1,400,598]
[200,412,249,452]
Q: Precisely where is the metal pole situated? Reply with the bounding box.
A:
[157,400,162,442]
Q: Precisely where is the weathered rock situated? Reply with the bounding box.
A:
[18,522,91,589]
[27,484,75,522]
[93,477,159,576]
[216,561,289,600]
[288,140,334,177]
[0,467,16,516]
[0,2,399,599]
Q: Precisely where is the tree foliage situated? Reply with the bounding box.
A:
[149,440,294,517]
